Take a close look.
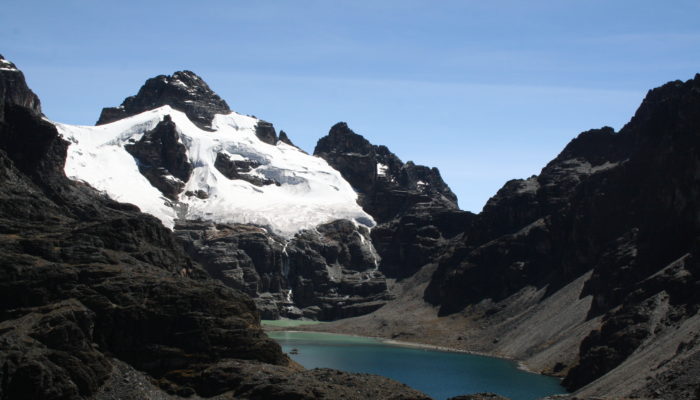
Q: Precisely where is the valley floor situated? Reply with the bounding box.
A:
[291,263,582,375]
[282,263,695,400]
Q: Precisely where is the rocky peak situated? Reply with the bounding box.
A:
[314,122,459,220]
[0,55,42,122]
[314,122,377,194]
[278,130,296,147]
[315,122,376,156]
[254,119,278,145]
[552,126,624,165]
[400,161,458,203]
[0,56,65,184]
[96,70,231,130]
[96,70,283,143]
[623,73,700,144]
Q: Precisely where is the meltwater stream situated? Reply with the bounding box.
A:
[267,331,566,400]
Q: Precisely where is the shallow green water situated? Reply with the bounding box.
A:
[268,331,567,400]
[261,319,325,327]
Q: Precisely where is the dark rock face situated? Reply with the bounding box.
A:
[0,300,111,400]
[0,55,41,122]
[174,219,393,321]
[255,119,278,145]
[371,206,475,279]
[279,130,296,147]
[214,152,277,187]
[288,219,392,320]
[124,115,193,200]
[315,122,378,195]
[97,70,230,130]
[174,221,288,299]
[0,59,429,400]
[314,122,470,279]
[424,74,700,392]
[564,251,700,392]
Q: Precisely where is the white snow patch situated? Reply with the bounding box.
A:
[55,106,374,237]
[172,79,188,89]
[355,230,380,270]
[0,59,17,71]
[558,158,623,176]
[377,163,388,176]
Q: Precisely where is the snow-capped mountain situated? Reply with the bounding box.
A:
[49,70,390,321]
[55,73,374,238]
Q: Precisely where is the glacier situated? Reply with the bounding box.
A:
[55,106,375,237]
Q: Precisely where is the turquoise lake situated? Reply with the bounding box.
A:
[267,331,566,400]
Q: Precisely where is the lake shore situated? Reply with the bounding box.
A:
[267,329,567,400]
[263,321,537,375]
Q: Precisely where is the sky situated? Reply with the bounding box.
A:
[2,1,700,212]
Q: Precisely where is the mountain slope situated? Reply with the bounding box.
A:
[423,75,700,399]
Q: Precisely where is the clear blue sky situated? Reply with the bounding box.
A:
[2,1,699,212]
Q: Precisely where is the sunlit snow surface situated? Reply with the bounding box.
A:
[55,106,374,237]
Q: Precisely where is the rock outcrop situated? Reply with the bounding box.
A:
[124,115,193,200]
[174,219,392,321]
[213,152,277,187]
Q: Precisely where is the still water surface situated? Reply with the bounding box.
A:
[268,331,566,400]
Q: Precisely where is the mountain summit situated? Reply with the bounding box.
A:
[0,55,41,120]
[96,70,230,130]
